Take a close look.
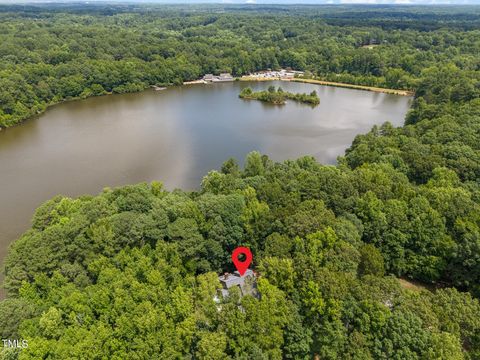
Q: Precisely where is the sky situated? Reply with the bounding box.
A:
[1,0,479,4]
[200,0,480,3]
[320,0,480,3]
[234,0,480,3]
[229,0,480,3]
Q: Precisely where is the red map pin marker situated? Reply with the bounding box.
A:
[232,246,253,276]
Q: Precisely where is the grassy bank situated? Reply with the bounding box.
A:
[239,76,414,96]
[291,78,415,96]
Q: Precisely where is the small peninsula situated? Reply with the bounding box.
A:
[239,86,320,106]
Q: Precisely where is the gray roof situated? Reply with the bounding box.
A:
[219,269,254,289]
[218,269,258,299]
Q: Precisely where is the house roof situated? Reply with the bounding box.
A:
[217,269,258,300]
[219,269,254,289]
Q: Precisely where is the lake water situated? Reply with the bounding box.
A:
[0,81,412,273]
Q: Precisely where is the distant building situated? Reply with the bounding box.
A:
[203,73,234,83]
[242,69,304,80]
[212,73,234,82]
[203,74,215,82]
[279,69,295,79]
[214,269,258,302]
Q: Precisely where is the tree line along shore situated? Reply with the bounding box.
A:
[0,73,411,131]
[4,4,476,129]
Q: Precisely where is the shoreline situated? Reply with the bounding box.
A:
[291,78,415,96]
[239,76,414,96]
[0,86,165,131]
[1,77,413,130]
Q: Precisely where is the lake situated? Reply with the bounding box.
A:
[0,80,412,273]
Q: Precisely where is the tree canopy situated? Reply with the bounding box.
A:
[1,4,480,360]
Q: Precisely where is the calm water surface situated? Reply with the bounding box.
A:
[0,81,412,272]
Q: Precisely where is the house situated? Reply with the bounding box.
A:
[203,74,215,82]
[214,269,258,302]
[212,73,234,82]
[242,69,304,80]
[203,73,235,83]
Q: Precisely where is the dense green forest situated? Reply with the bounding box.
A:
[1,4,480,127]
[239,86,320,105]
[1,4,480,360]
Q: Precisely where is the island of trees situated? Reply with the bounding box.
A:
[239,86,320,106]
[1,3,480,360]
